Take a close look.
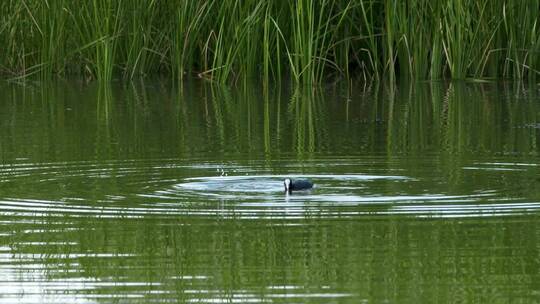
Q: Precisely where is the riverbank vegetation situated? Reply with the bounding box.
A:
[1,0,539,83]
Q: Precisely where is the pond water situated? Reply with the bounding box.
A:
[0,80,539,303]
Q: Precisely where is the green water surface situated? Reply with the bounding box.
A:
[0,81,539,303]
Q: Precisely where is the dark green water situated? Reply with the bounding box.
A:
[1,81,540,303]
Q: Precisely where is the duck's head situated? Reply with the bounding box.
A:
[284,178,292,193]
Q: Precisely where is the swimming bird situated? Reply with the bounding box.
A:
[284,178,313,194]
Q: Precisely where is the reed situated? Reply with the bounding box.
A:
[35,0,69,78]
[0,1,37,77]
[120,0,166,79]
[1,0,539,83]
[500,1,540,80]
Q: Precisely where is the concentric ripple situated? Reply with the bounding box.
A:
[168,174,408,200]
[0,158,539,220]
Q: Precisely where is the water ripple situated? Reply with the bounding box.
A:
[0,159,539,220]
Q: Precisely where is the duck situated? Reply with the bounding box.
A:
[284,178,313,194]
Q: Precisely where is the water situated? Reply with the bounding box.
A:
[0,81,539,303]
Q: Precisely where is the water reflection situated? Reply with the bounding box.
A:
[1,81,538,159]
[0,81,539,303]
[2,210,539,303]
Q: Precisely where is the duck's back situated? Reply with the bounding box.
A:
[291,179,313,190]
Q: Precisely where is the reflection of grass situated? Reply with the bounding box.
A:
[384,81,539,189]
[5,214,539,302]
[0,80,538,160]
[95,83,113,160]
[385,82,540,155]
[288,87,326,156]
[2,1,539,82]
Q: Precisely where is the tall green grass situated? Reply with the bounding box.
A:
[1,0,538,83]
